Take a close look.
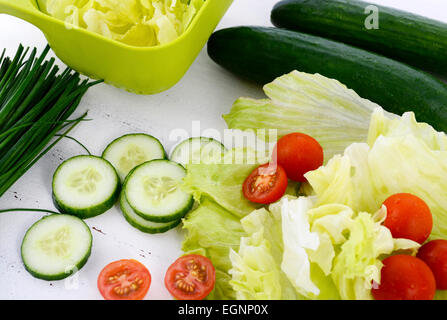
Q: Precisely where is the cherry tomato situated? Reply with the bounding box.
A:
[272,132,324,182]
[372,255,436,300]
[242,162,288,204]
[97,259,151,300]
[417,239,447,290]
[165,254,215,300]
[383,193,433,244]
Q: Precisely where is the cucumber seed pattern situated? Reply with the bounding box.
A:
[143,176,178,204]
[68,167,102,194]
[37,226,71,258]
[118,145,148,173]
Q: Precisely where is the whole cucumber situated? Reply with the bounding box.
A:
[271,0,447,75]
[207,26,447,133]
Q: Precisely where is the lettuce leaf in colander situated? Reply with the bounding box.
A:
[38,0,205,47]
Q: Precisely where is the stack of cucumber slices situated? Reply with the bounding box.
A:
[116,135,225,234]
[52,134,226,234]
[121,160,193,234]
[21,133,225,281]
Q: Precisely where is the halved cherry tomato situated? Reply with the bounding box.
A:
[417,239,447,290]
[272,132,324,182]
[242,162,288,204]
[97,259,151,300]
[372,255,436,300]
[165,254,215,300]
[382,193,433,244]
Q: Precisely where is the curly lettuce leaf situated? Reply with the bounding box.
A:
[229,197,339,300]
[229,196,419,300]
[38,0,205,47]
[224,70,382,161]
[181,197,246,300]
[306,108,447,239]
[229,206,302,300]
[331,209,419,300]
[280,197,320,297]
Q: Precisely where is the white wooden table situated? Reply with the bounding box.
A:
[0,0,446,299]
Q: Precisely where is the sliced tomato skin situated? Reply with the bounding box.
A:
[242,163,288,204]
[417,239,447,290]
[372,255,436,300]
[97,259,151,300]
[272,132,324,182]
[165,254,215,300]
[383,193,433,244]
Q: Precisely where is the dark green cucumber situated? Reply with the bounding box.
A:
[271,0,447,75]
[207,26,447,133]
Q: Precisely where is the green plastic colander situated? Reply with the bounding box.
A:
[0,0,233,94]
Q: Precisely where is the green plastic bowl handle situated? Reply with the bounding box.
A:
[0,0,47,30]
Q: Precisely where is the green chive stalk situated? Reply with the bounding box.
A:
[0,45,101,198]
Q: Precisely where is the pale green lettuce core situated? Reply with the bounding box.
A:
[223,70,382,161]
[37,0,205,47]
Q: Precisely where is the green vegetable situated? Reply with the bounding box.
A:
[120,192,181,234]
[180,139,424,299]
[181,148,269,299]
[271,0,447,76]
[330,209,418,300]
[279,197,334,299]
[52,155,121,219]
[0,45,99,198]
[124,159,194,222]
[182,148,268,218]
[182,197,246,300]
[102,133,167,182]
[306,108,447,240]
[230,197,418,300]
[21,214,92,280]
[38,0,206,47]
[229,204,303,300]
[170,137,226,167]
[224,71,379,161]
[208,26,447,133]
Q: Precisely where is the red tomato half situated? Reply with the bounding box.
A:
[165,254,216,300]
[372,255,436,300]
[272,132,324,182]
[417,239,447,290]
[97,259,151,300]
[242,163,288,204]
[383,193,433,244]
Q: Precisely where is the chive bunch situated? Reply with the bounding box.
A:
[0,45,100,197]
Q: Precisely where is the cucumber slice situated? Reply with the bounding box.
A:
[21,214,92,281]
[124,159,194,222]
[170,137,226,167]
[102,133,166,181]
[120,193,181,234]
[52,155,120,219]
